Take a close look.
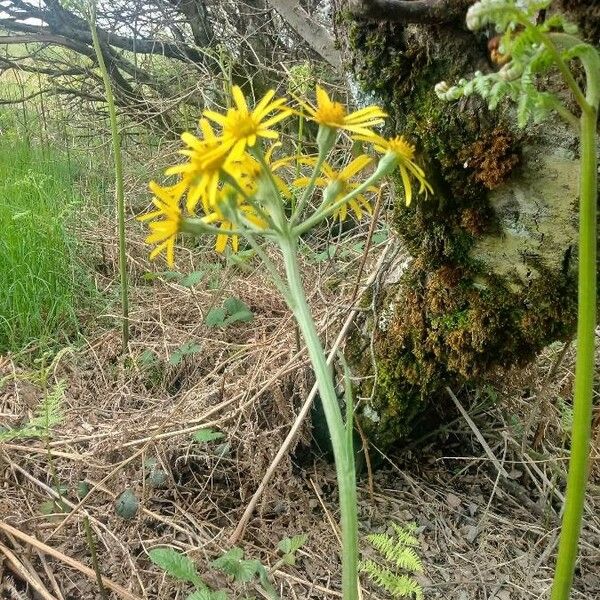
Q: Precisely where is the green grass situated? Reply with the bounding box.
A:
[0,132,91,354]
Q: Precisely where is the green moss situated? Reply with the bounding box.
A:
[345,17,577,449]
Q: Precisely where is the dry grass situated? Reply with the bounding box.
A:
[0,212,599,600]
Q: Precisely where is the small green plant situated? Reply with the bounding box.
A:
[437,3,599,598]
[0,380,65,442]
[205,297,253,327]
[361,523,424,600]
[192,428,226,443]
[149,535,306,599]
[168,341,203,366]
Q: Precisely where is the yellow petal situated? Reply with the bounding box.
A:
[232,85,248,113]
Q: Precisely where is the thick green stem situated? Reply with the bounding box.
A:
[550,107,597,600]
[279,236,359,600]
[89,6,129,348]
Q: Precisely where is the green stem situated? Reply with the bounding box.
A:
[83,516,109,600]
[517,18,588,111]
[291,149,327,225]
[550,107,597,600]
[279,236,358,600]
[294,163,387,236]
[89,5,129,348]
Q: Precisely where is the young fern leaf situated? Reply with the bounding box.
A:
[362,524,424,599]
[361,560,424,600]
[391,522,420,547]
[0,380,65,442]
[366,534,423,573]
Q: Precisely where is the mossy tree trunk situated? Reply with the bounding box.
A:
[335,1,599,449]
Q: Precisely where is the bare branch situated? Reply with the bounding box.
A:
[267,0,341,67]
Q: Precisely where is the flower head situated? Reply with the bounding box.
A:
[203,86,291,164]
[138,181,184,266]
[166,119,232,214]
[299,85,387,138]
[294,154,376,221]
[364,134,433,205]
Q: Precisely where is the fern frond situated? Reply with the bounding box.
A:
[391,523,419,546]
[367,533,423,573]
[0,380,65,442]
[361,560,423,599]
[31,380,65,432]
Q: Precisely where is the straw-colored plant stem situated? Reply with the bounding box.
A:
[88,3,129,348]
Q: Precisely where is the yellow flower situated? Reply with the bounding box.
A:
[363,133,433,206]
[165,119,233,214]
[202,188,267,253]
[203,86,291,163]
[138,181,184,266]
[294,154,376,221]
[299,85,387,137]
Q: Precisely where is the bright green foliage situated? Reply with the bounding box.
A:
[277,534,307,566]
[205,297,253,327]
[0,380,65,442]
[435,0,588,128]
[212,548,264,584]
[465,0,551,31]
[168,341,202,365]
[361,524,424,599]
[149,547,204,586]
[192,428,225,443]
[149,547,229,600]
[0,138,89,353]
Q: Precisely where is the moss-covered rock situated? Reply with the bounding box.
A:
[339,9,585,450]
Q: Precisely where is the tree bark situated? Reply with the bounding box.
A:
[336,1,598,449]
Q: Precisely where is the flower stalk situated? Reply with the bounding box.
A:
[138,83,431,599]
[280,235,359,600]
[551,96,598,600]
[88,3,129,348]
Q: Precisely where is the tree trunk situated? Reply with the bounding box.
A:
[335,2,599,449]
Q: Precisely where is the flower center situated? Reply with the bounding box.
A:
[226,111,259,139]
[316,101,346,126]
[388,136,415,160]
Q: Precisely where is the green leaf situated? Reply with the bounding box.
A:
[40,499,68,515]
[180,271,205,288]
[212,548,261,583]
[169,342,202,365]
[206,299,253,327]
[115,489,139,520]
[222,310,253,326]
[144,270,181,282]
[192,428,225,443]
[205,307,226,327]
[149,547,203,587]
[187,591,228,600]
[139,349,158,367]
[372,230,388,245]
[77,480,90,499]
[223,297,250,315]
[277,534,307,556]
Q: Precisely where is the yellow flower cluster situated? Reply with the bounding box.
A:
[139,84,432,265]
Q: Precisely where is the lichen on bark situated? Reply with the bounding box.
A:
[340,11,584,449]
